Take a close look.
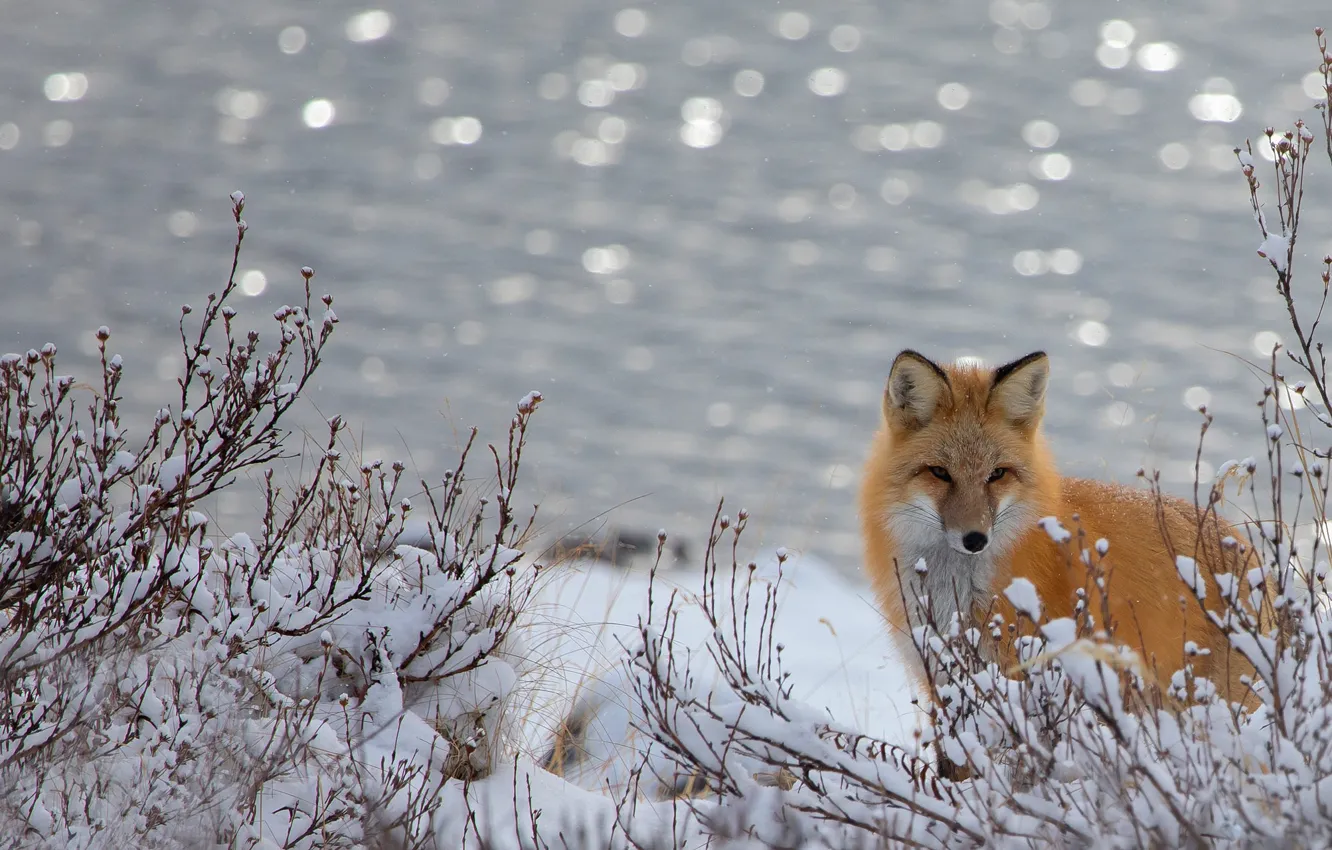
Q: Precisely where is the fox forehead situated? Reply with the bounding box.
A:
[933,360,1004,416]
[891,419,1023,473]
[892,362,1033,455]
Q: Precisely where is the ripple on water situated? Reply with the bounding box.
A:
[0,0,1324,567]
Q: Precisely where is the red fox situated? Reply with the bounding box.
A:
[858,350,1257,706]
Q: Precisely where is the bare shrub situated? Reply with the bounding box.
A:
[0,193,542,849]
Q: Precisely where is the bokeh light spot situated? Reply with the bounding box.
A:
[240,270,267,297]
[345,9,393,43]
[302,99,335,128]
[775,11,811,40]
[937,82,971,110]
[278,26,307,54]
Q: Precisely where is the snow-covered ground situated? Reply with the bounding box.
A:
[424,547,922,847]
[520,547,919,795]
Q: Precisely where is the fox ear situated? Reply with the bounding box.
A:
[885,350,951,429]
[990,352,1049,427]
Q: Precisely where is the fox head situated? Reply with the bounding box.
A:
[875,350,1055,559]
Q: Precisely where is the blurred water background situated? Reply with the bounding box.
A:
[2,0,1329,571]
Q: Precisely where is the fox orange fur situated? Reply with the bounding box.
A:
[859,350,1256,705]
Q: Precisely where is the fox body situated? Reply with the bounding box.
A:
[859,350,1254,703]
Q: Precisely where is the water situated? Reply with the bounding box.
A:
[2,0,1329,570]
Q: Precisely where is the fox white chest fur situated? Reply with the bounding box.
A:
[885,491,1032,633]
[885,517,1008,670]
[894,542,997,631]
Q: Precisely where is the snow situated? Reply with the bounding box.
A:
[527,550,919,796]
[26,533,900,847]
[1176,555,1206,601]
[55,476,82,509]
[1004,577,1042,621]
[517,390,543,412]
[1039,617,1077,651]
[1258,232,1291,272]
[1038,516,1071,543]
[157,455,188,488]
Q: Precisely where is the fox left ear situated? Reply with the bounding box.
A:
[989,352,1049,427]
[885,350,951,430]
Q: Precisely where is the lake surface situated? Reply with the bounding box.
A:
[3,0,1330,570]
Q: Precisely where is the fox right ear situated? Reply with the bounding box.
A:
[885,350,951,429]
[989,351,1049,427]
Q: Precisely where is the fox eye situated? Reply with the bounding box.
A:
[927,466,952,482]
[988,467,1008,483]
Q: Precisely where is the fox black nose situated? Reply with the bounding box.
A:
[962,531,989,553]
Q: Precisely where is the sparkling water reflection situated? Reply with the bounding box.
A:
[1,1,1328,568]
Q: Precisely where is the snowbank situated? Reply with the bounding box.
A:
[525,548,918,797]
